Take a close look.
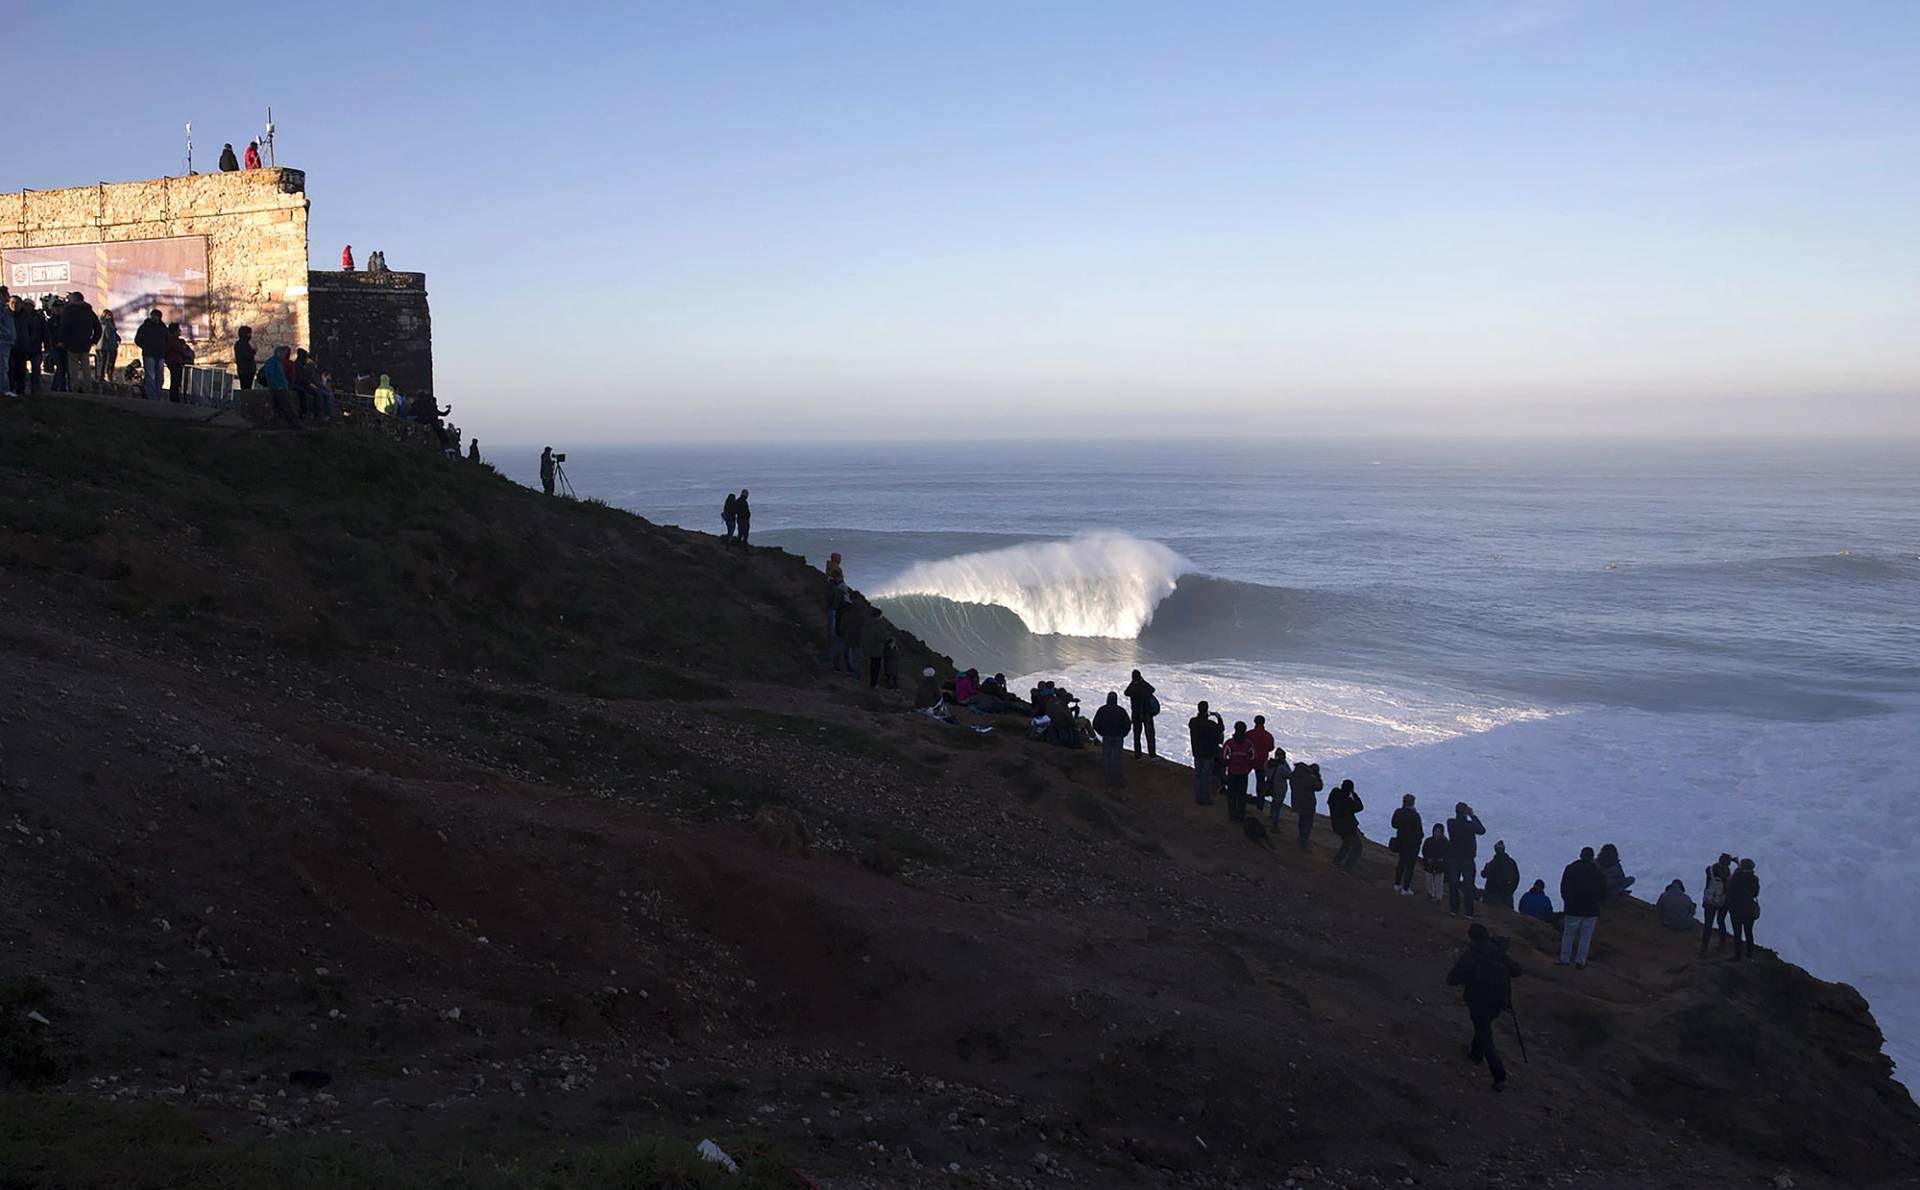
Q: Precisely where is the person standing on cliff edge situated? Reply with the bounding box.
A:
[733,489,751,551]
[1122,669,1157,757]
[1446,922,1522,1092]
[540,447,556,497]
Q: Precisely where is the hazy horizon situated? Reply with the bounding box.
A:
[7,1,1918,443]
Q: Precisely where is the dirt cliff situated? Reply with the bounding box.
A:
[1,398,1915,1189]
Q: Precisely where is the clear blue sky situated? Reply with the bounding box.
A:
[7,1,1918,441]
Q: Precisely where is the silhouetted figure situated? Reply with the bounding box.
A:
[468,438,480,463]
[733,489,751,550]
[1446,802,1486,917]
[1122,670,1157,756]
[1446,922,1522,1092]
[1187,703,1223,806]
[1481,840,1520,909]
[1657,880,1696,930]
[1700,853,1733,954]
[1391,794,1423,895]
[1249,715,1276,803]
[1093,693,1132,788]
[341,245,355,271]
[723,492,738,541]
[1727,858,1761,961]
[232,326,256,389]
[540,447,556,497]
[1558,846,1606,968]
[134,309,167,400]
[218,143,239,172]
[1329,778,1365,872]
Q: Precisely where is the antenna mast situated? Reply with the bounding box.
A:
[264,107,276,167]
[185,121,193,175]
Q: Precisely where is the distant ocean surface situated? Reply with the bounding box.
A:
[507,439,1920,1082]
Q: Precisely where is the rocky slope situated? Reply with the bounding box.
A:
[1,397,1915,1190]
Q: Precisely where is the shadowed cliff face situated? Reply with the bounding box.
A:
[0,398,1915,1190]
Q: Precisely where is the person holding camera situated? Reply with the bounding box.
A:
[1446,921,1522,1092]
[1700,853,1734,954]
[540,447,556,497]
[1446,802,1487,917]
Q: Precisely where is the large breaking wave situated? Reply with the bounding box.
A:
[874,532,1193,639]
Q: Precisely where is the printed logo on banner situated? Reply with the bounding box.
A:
[9,260,73,287]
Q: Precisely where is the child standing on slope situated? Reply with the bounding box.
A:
[1422,824,1449,903]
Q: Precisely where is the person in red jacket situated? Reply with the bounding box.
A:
[243,140,262,169]
[341,244,355,271]
[1248,714,1277,808]
[1221,721,1259,823]
[163,323,194,401]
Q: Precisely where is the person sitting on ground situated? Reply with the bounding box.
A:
[1700,853,1733,955]
[953,669,978,704]
[970,673,1016,714]
[913,667,940,710]
[1328,778,1365,872]
[1727,857,1761,962]
[1092,693,1132,788]
[1597,842,1636,899]
[1446,922,1522,1093]
[1558,846,1607,968]
[1421,824,1449,902]
[1122,669,1158,757]
[1518,879,1554,923]
[1481,840,1520,910]
[1390,793,1423,895]
[1657,879,1697,930]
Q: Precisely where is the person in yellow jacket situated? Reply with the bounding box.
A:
[372,373,397,414]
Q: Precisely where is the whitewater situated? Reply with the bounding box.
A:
[518,437,1920,1085]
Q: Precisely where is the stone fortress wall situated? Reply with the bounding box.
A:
[0,169,312,372]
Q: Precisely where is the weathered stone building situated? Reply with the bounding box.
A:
[1,168,431,393]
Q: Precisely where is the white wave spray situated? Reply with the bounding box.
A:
[876,532,1193,639]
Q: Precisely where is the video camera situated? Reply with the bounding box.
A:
[552,452,567,463]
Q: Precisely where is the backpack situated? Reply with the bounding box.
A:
[1703,872,1727,908]
[1467,950,1512,1010]
[1145,693,1160,717]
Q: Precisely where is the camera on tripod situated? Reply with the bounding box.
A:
[553,453,567,463]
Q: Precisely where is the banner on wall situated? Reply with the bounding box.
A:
[1,236,211,339]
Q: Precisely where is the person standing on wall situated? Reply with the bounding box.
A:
[219,143,240,171]
[341,245,355,271]
[134,309,168,401]
[243,140,262,169]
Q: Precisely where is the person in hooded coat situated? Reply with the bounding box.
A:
[1657,880,1697,930]
[1481,841,1520,910]
[1264,748,1293,827]
[1092,693,1132,788]
[243,140,262,169]
[723,492,738,541]
[1390,794,1423,895]
[1329,779,1365,871]
[1727,858,1761,961]
[1518,879,1554,923]
[1421,825,1449,901]
[219,143,240,171]
[1221,722,1258,821]
[1446,922,1522,1092]
[1122,670,1158,757]
[1290,761,1323,850]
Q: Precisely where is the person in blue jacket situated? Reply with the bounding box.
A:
[1517,879,1554,923]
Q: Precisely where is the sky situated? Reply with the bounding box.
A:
[5,0,1918,442]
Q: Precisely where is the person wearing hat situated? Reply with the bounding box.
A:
[913,667,940,710]
[1446,921,1522,1092]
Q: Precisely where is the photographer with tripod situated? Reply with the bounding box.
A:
[1446,921,1524,1092]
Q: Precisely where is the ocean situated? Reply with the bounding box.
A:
[509,438,1920,1082]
